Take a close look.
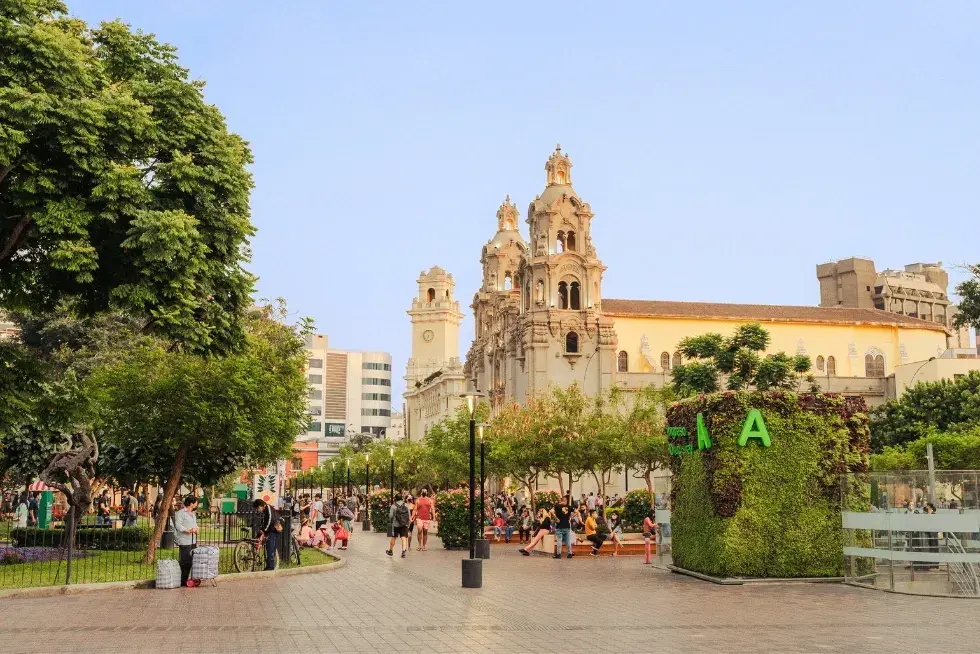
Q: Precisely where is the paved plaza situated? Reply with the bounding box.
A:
[0,530,977,653]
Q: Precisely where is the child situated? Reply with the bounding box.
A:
[642,510,657,564]
[331,519,350,550]
[492,513,506,541]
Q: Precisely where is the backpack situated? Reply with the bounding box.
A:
[393,502,410,528]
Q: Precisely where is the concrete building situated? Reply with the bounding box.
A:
[0,313,17,340]
[892,349,980,398]
[403,266,466,441]
[817,258,973,350]
[299,333,393,465]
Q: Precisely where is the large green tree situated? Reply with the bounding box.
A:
[871,429,980,472]
[672,323,813,395]
[1,1,255,354]
[89,305,309,562]
[621,385,673,503]
[870,371,980,451]
[954,263,980,332]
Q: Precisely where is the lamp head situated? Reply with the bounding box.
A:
[459,389,486,417]
[477,422,489,441]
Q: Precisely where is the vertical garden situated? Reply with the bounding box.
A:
[667,392,870,578]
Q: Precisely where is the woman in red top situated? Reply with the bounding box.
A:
[414,489,436,551]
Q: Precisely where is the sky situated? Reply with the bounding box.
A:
[73,1,980,401]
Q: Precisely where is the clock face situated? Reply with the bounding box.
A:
[423,329,434,343]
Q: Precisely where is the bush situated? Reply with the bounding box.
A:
[533,490,561,511]
[10,527,152,551]
[369,491,391,533]
[622,489,653,531]
[667,392,870,578]
[435,488,471,548]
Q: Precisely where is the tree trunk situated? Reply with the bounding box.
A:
[644,470,654,507]
[556,474,565,497]
[143,443,188,564]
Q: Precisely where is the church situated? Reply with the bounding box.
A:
[405,146,958,443]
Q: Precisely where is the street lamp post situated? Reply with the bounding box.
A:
[363,453,371,531]
[346,458,351,497]
[331,461,336,518]
[460,389,486,588]
[389,446,395,505]
[474,423,490,559]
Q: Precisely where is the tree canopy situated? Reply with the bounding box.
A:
[871,429,980,472]
[870,370,980,451]
[1,1,255,354]
[671,323,813,395]
[953,263,980,332]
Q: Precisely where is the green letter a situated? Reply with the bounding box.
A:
[738,409,771,447]
[696,412,711,450]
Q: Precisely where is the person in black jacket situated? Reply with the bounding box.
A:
[252,498,280,570]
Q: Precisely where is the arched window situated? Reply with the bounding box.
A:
[566,231,576,251]
[556,231,566,253]
[815,355,825,372]
[445,289,449,298]
[569,281,580,310]
[503,273,512,291]
[426,288,435,302]
[565,332,579,353]
[661,352,670,371]
[827,356,837,376]
[673,352,682,368]
[558,281,568,309]
[617,350,628,373]
[865,354,885,378]
[557,169,566,184]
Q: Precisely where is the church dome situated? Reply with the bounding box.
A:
[489,228,526,250]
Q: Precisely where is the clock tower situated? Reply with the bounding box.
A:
[405,266,464,385]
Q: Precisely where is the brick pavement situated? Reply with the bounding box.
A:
[0,528,977,653]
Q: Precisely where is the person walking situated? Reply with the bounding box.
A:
[552,495,574,559]
[519,509,552,556]
[386,493,411,558]
[642,509,657,564]
[405,494,417,550]
[252,498,281,570]
[415,489,436,551]
[311,494,325,528]
[331,518,350,549]
[584,509,605,556]
[173,495,199,587]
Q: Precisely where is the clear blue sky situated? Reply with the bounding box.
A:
[74,2,980,401]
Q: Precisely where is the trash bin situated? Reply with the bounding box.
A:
[220,498,237,514]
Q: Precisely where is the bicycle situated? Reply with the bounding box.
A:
[233,533,267,573]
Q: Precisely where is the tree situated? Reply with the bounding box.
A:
[578,392,628,500]
[1,2,255,354]
[871,429,980,472]
[423,403,489,488]
[89,305,308,562]
[489,396,552,509]
[543,384,590,496]
[672,323,812,395]
[621,385,673,505]
[870,371,980,451]
[954,263,980,331]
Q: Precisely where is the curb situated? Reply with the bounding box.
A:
[667,565,844,585]
[0,554,345,600]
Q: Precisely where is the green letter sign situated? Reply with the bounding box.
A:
[738,409,771,447]
[696,412,711,450]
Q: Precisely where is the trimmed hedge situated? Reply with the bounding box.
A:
[10,527,153,551]
[435,488,472,548]
[622,489,653,531]
[667,392,870,578]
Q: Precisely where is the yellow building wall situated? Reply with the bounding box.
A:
[610,315,947,378]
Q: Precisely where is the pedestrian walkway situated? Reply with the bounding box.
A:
[0,529,976,653]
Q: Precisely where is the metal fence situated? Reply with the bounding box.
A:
[0,492,304,590]
[841,471,980,597]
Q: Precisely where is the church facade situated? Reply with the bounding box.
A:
[464,147,952,413]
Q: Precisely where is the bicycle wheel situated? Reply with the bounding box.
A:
[290,537,302,567]
[233,540,254,573]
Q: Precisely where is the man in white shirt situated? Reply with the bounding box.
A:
[173,496,199,587]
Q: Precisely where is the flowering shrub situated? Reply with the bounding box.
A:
[370,490,391,533]
[623,489,654,531]
[532,490,561,511]
[435,488,479,548]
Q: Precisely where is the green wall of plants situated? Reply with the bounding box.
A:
[667,392,870,578]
